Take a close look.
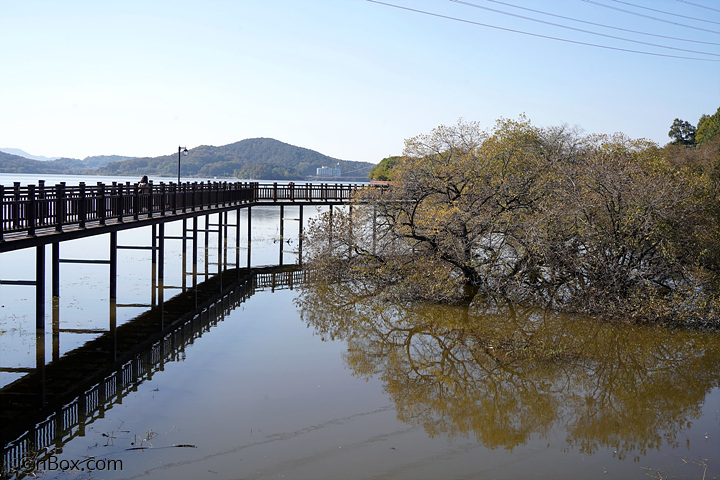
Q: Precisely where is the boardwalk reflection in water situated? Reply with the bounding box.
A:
[1,266,304,478]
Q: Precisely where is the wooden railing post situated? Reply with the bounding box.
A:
[191,182,197,212]
[273,182,278,202]
[133,182,140,220]
[0,185,4,241]
[97,182,106,226]
[55,183,65,232]
[187,182,192,212]
[111,181,119,220]
[181,183,187,213]
[170,183,177,215]
[38,180,47,227]
[147,181,153,218]
[160,183,166,216]
[12,182,20,229]
[79,182,87,229]
[27,184,36,237]
[117,183,124,223]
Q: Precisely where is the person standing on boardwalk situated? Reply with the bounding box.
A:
[138,175,151,212]
[138,175,150,194]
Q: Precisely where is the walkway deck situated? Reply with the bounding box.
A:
[1,181,364,252]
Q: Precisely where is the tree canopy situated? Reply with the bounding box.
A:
[367,156,401,181]
[666,107,720,147]
[696,107,720,146]
[668,118,696,146]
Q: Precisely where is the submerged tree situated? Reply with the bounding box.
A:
[304,118,720,325]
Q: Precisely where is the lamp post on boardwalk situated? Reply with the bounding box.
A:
[177,146,189,184]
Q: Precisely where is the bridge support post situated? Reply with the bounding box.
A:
[204,213,210,280]
[182,219,187,292]
[36,245,45,330]
[110,232,117,304]
[247,207,252,268]
[192,216,198,309]
[109,231,117,362]
[52,242,60,362]
[279,205,284,265]
[151,224,157,307]
[51,242,59,299]
[223,211,229,272]
[158,223,165,331]
[217,212,223,292]
[298,205,304,264]
[235,207,241,276]
[36,244,46,406]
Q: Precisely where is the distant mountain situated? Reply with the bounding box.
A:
[0,148,58,161]
[0,150,73,174]
[82,155,135,168]
[0,138,376,180]
[100,138,375,180]
[0,150,133,175]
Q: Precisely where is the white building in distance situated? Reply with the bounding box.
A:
[316,164,341,176]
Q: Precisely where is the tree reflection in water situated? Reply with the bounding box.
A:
[296,280,720,460]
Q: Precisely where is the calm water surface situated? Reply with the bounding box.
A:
[0,175,718,479]
[4,285,718,480]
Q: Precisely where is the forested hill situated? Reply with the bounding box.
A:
[0,150,74,173]
[100,138,374,180]
[0,151,138,175]
[0,138,376,180]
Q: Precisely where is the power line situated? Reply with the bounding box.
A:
[674,0,720,14]
[482,0,720,45]
[450,0,720,57]
[365,1,720,61]
[582,0,720,34]
[609,0,720,25]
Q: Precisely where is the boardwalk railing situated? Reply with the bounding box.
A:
[0,180,364,241]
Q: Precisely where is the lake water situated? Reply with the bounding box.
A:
[0,175,718,479]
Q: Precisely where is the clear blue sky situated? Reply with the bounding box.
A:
[1,0,718,163]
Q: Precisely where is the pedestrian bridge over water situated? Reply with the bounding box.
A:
[0,181,362,250]
[0,180,366,330]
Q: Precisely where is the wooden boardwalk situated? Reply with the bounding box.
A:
[0,179,368,354]
[0,181,364,252]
